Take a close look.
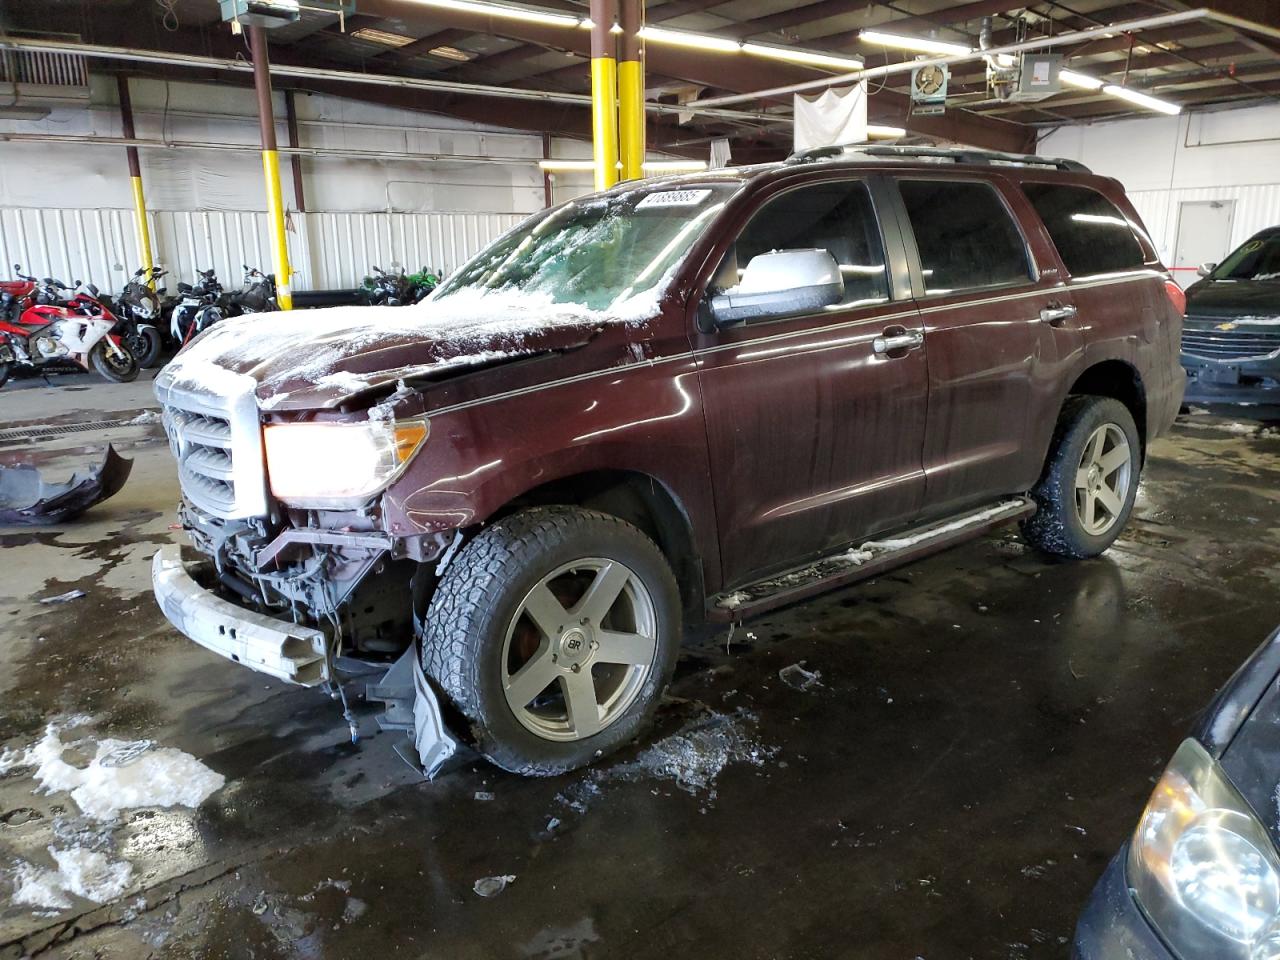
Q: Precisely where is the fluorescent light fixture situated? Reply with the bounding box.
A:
[1059,69,1104,90]
[351,27,415,48]
[866,124,906,138]
[859,29,971,57]
[425,44,475,62]
[739,42,862,71]
[402,0,590,29]
[539,159,595,171]
[638,25,741,53]
[1103,83,1182,115]
[642,159,709,172]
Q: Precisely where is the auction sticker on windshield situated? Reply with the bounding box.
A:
[636,189,713,209]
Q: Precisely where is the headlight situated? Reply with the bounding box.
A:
[263,418,428,507]
[136,296,156,319]
[1129,738,1280,960]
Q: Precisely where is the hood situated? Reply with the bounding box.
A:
[161,288,658,412]
[1184,279,1280,323]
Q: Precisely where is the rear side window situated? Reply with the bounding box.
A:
[724,180,890,308]
[898,180,1032,294]
[1022,183,1146,277]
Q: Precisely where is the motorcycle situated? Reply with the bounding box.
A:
[361,265,439,306]
[406,266,439,304]
[225,265,278,316]
[1,265,37,313]
[0,276,139,389]
[169,269,225,345]
[111,266,166,368]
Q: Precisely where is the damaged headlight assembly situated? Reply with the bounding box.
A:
[263,418,428,508]
[1129,738,1280,960]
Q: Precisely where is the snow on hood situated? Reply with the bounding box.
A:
[162,286,662,412]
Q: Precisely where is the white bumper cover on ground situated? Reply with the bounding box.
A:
[151,545,328,686]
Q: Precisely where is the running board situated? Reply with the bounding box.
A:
[707,498,1036,622]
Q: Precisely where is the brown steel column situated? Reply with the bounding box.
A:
[249,25,293,309]
[116,75,154,276]
[284,89,306,213]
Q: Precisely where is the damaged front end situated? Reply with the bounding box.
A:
[0,444,133,525]
[151,367,462,776]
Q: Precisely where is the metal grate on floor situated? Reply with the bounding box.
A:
[0,418,149,444]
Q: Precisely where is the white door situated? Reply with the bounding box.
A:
[1173,199,1235,288]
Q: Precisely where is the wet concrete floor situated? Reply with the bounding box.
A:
[2,376,1279,959]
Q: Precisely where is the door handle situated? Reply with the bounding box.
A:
[873,329,924,355]
[1039,304,1078,326]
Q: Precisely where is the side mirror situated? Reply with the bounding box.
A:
[708,249,844,327]
[1197,261,1217,278]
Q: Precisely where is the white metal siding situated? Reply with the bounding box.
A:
[1127,184,1280,267]
[0,206,527,294]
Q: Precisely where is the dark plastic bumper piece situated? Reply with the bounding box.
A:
[1073,848,1176,960]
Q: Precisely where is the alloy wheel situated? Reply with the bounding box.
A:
[501,557,658,742]
[1074,423,1132,537]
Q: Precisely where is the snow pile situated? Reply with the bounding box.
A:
[606,709,774,796]
[125,410,164,425]
[11,847,133,909]
[4,719,225,821]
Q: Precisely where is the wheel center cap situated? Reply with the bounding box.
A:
[557,627,592,668]
[1087,465,1101,489]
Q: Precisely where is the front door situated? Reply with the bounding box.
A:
[694,177,928,590]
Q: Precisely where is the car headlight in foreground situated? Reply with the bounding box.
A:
[264,418,428,507]
[1130,738,1280,959]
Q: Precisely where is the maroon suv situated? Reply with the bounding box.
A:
[152,145,1185,776]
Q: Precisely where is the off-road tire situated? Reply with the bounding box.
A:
[1021,396,1141,559]
[420,506,682,776]
[90,341,139,383]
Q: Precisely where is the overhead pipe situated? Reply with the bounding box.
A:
[617,0,645,181]
[249,26,293,311]
[115,76,155,280]
[588,0,619,191]
[695,7,1280,109]
[0,36,768,124]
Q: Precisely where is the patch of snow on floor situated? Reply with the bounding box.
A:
[607,710,775,796]
[10,847,133,908]
[7,719,225,821]
[126,410,164,425]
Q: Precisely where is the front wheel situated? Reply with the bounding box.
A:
[421,507,682,776]
[125,326,162,368]
[1021,396,1141,559]
[90,341,139,383]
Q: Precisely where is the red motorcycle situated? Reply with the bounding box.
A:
[0,275,139,389]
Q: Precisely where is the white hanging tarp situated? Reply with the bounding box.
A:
[793,82,868,152]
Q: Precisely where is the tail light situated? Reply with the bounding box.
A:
[1164,278,1186,316]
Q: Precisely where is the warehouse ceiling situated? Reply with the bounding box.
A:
[4,0,1280,157]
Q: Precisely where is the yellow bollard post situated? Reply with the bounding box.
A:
[588,0,619,192]
[618,0,645,181]
[116,76,155,281]
[249,25,293,310]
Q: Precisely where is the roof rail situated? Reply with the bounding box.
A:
[785,143,1091,173]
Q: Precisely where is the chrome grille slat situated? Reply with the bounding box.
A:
[1182,326,1280,362]
[155,364,268,520]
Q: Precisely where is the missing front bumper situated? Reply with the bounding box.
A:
[151,544,329,686]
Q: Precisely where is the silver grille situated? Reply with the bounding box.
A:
[1182,324,1280,363]
[155,364,268,520]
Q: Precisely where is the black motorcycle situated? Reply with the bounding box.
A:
[110,266,166,368]
[170,269,225,345]
[225,265,278,316]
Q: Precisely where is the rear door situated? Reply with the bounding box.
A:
[693,176,928,589]
[889,175,1083,517]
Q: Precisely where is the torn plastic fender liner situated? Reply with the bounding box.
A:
[0,444,133,525]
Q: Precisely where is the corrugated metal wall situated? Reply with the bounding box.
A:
[1128,183,1280,264]
[0,206,527,294]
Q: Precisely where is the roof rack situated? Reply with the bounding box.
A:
[785,143,1091,173]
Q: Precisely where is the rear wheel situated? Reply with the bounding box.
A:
[421,507,681,776]
[90,341,139,383]
[0,360,10,389]
[1021,396,1141,559]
